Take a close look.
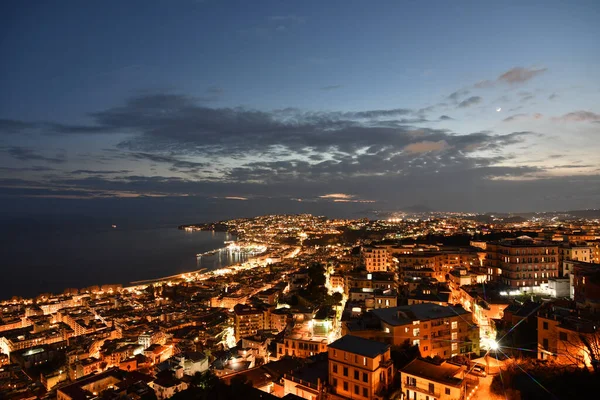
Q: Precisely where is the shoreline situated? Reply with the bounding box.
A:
[0,229,245,303]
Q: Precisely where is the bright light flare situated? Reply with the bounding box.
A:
[489,340,499,350]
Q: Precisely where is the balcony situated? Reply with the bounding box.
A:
[404,383,441,398]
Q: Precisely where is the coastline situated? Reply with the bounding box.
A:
[0,227,241,301]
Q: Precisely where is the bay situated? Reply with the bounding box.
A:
[0,222,246,300]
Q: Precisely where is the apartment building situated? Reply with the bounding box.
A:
[485,236,559,289]
[537,307,600,369]
[394,250,479,282]
[328,335,394,400]
[362,246,393,272]
[343,303,479,358]
[233,304,269,341]
[559,243,593,264]
[276,335,328,358]
[400,358,467,400]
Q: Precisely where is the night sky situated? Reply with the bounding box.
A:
[1,0,599,216]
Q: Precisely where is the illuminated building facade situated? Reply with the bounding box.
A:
[328,335,394,400]
[485,236,559,289]
[343,303,479,358]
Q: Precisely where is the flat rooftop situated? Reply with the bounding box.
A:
[328,335,389,358]
[401,358,464,387]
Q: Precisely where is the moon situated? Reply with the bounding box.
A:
[496,107,502,112]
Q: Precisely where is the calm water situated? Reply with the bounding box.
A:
[0,223,247,300]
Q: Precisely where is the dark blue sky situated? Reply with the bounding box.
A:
[1,0,599,215]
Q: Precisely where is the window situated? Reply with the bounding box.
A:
[354,355,358,363]
[451,321,457,330]
[362,372,368,383]
[333,378,337,387]
[333,349,337,357]
[559,332,567,341]
[452,332,457,340]
[363,357,367,366]
[354,370,359,380]
[363,388,368,397]
[333,363,338,373]
[429,383,435,393]
[343,367,348,377]
[344,352,347,360]
[445,388,451,395]
[343,381,348,391]
[543,321,548,330]
[543,338,549,350]
[354,385,359,395]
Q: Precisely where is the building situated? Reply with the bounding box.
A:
[234,304,269,341]
[149,375,188,400]
[448,268,487,287]
[57,368,123,400]
[537,306,600,369]
[270,308,290,334]
[343,303,479,358]
[362,246,392,272]
[559,243,593,264]
[451,285,508,347]
[276,335,328,358]
[348,288,398,310]
[328,335,394,400]
[393,249,479,282]
[485,236,559,290]
[572,262,600,310]
[0,325,70,356]
[400,358,469,400]
[563,260,600,304]
[171,351,209,376]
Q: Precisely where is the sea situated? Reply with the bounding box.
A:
[0,219,249,300]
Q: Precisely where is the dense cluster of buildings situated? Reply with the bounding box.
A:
[1,213,599,399]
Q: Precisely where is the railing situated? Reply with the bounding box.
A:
[283,374,319,390]
[404,383,441,398]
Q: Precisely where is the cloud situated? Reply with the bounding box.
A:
[548,93,558,101]
[4,92,580,211]
[447,89,470,102]
[124,152,209,173]
[0,166,56,172]
[206,86,224,95]
[503,113,543,122]
[474,80,495,89]
[555,111,600,122]
[497,67,547,84]
[320,85,343,91]
[5,146,66,164]
[0,119,37,135]
[439,115,453,121]
[222,196,248,200]
[71,169,131,175]
[319,193,354,200]
[458,96,483,108]
[404,140,449,153]
[471,67,548,90]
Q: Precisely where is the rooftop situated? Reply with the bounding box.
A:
[328,335,390,358]
[401,358,464,387]
[370,303,470,326]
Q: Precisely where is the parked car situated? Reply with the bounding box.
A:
[470,364,487,376]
